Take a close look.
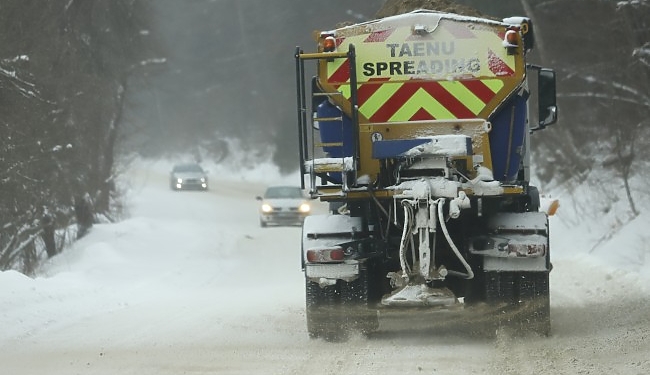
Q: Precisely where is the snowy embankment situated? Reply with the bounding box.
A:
[0,157,648,374]
[545,168,650,293]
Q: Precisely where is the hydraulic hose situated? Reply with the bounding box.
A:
[398,201,413,280]
[437,198,474,279]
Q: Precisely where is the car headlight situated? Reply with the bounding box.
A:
[261,203,273,213]
[200,177,206,183]
[176,178,183,183]
[299,203,311,213]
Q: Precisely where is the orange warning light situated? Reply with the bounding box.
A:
[505,29,519,46]
[322,36,336,52]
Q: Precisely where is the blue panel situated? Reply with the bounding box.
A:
[316,100,353,158]
[372,139,431,159]
[489,95,528,181]
[315,100,354,184]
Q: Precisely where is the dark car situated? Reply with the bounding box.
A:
[256,186,310,227]
[170,163,208,191]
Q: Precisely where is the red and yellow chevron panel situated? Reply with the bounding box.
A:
[319,13,524,123]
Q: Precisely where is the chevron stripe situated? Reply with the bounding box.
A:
[391,89,452,121]
[460,79,498,104]
[488,49,515,76]
[439,81,486,115]
[369,83,421,122]
[421,82,476,119]
[357,77,391,104]
[359,81,401,120]
[328,58,350,84]
[364,29,394,43]
[341,78,504,123]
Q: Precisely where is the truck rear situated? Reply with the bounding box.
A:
[295,10,558,340]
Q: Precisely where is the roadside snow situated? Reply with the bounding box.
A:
[0,157,648,374]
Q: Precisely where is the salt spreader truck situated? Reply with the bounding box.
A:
[295,10,558,340]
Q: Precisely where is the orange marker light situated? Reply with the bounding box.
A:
[323,36,336,52]
[540,197,560,216]
[505,29,518,46]
[547,199,560,216]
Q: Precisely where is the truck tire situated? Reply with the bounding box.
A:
[305,279,347,341]
[516,272,551,336]
[527,186,541,212]
[341,267,379,335]
[485,271,550,336]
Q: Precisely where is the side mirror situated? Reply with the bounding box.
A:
[256,196,263,201]
[536,68,558,129]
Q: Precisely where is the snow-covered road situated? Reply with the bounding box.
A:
[1,161,649,374]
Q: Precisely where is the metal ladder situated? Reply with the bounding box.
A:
[294,44,359,196]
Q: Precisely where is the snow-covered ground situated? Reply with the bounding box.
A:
[1,158,649,374]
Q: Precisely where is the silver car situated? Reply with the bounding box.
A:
[256,186,311,227]
[170,163,208,191]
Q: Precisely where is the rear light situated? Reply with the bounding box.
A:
[306,246,345,263]
[506,243,546,257]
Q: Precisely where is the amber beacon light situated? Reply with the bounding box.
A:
[320,33,336,52]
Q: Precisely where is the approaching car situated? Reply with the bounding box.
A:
[256,186,311,227]
[170,163,208,191]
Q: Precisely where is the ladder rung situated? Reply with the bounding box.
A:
[313,189,344,198]
[315,142,344,147]
[313,92,342,97]
[305,160,348,173]
[314,116,342,122]
[312,165,345,172]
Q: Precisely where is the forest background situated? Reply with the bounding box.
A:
[1,0,648,272]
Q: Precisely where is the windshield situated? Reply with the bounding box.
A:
[264,186,303,199]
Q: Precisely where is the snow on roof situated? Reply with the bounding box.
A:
[327,9,505,35]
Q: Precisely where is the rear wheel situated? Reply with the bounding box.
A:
[305,268,378,341]
[341,267,379,335]
[527,186,540,212]
[305,279,347,341]
[517,272,550,335]
[485,271,550,336]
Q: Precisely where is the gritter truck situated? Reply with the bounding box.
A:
[294,9,558,340]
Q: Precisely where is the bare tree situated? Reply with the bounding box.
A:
[0,0,159,273]
[526,0,650,214]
